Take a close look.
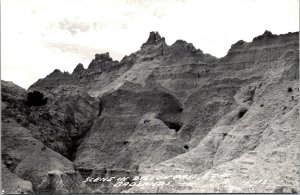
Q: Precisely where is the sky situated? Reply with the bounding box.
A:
[1,0,299,89]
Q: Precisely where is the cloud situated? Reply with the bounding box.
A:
[58,19,90,35]
[45,42,124,61]
[1,0,299,89]
[46,42,98,57]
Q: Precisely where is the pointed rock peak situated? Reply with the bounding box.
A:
[173,39,188,45]
[172,39,195,48]
[142,31,165,47]
[53,69,62,73]
[48,69,70,77]
[49,69,62,76]
[88,52,114,69]
[230,40,246,49]
[146,31,162,43]
[95,52,112,62]
[171,39,202,54]
[263,30,273,36]
[73,63,85,73]
[253,30,278,41]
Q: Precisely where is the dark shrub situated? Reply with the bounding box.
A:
[26,91,47,107]
[288,87,293,93]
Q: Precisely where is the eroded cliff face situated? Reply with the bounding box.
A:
[2,30,299,193]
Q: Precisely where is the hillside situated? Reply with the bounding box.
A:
[1,30,299,193]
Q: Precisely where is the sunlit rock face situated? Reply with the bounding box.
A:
[2,30,299,193]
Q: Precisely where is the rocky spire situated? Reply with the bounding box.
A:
[73,63,85,74]
[141,31,165,48]
[95,52,112,62]
[88,52,113,69]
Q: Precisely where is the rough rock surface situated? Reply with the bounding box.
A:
[2,31,299,193]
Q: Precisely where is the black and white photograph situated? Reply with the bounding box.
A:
[1,0,299,193]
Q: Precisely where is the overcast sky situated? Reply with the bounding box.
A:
[2,0,299,89]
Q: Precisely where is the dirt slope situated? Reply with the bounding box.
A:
[2,30,299,193]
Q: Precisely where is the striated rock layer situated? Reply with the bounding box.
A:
[2,30,299,193]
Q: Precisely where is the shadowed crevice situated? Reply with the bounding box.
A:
[156,113,183,132]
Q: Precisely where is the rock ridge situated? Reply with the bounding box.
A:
[2,30,299,193]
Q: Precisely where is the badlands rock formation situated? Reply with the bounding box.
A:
[1,30,299,193]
